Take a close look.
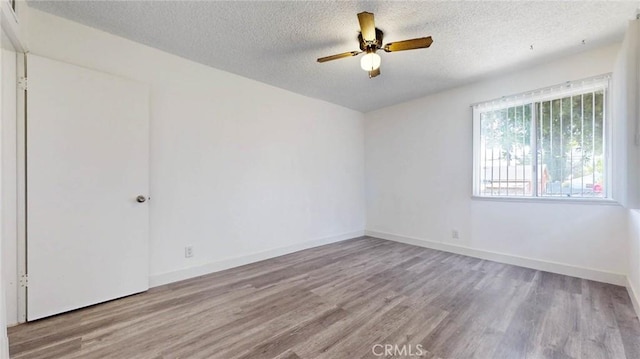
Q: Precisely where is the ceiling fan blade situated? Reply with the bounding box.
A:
[357,12,376,42]
[317,51,361,63]
[369,67,380,78]
[383,36,433,52]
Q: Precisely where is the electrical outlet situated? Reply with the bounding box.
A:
[451,230,459,240]
[185,246,194,258]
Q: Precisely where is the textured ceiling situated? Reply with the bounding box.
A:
[28,1,640,112]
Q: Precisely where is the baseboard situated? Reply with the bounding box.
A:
[627,278,640,318]
[149,230,365,287]
[365,229,627,286]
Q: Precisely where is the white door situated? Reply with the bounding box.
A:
[26,54,149,321]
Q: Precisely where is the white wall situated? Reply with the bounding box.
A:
[613,20,640,210]
[12,8,365,319]
[1,46,16,330]
[0,46,18,358]
[0,0,24,345]
[1,0,25,341]
[0,33,6,359]
[365,43,629,284]
[615,20,640,314]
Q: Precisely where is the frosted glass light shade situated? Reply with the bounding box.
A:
[360,52,381,71]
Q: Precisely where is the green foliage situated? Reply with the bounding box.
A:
[480,104,531,166]
[480,90,605,186]
[537,90,604,182]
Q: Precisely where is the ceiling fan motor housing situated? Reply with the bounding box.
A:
[359,28,384,51]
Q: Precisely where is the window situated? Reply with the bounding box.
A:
[473,75,609,200]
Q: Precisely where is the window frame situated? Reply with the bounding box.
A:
[472,75,614,203]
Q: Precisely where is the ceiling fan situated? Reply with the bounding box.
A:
[317,12,433,78]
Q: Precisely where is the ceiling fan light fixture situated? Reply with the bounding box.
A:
[360,52,381,71]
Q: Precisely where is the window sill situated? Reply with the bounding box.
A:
[471,195,621,206]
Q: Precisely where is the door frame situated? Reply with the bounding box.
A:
[1,0,28,325]
[16,51,26,323]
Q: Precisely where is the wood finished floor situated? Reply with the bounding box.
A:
[8,237,640,359]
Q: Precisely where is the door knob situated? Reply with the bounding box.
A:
[136,195,147,203]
